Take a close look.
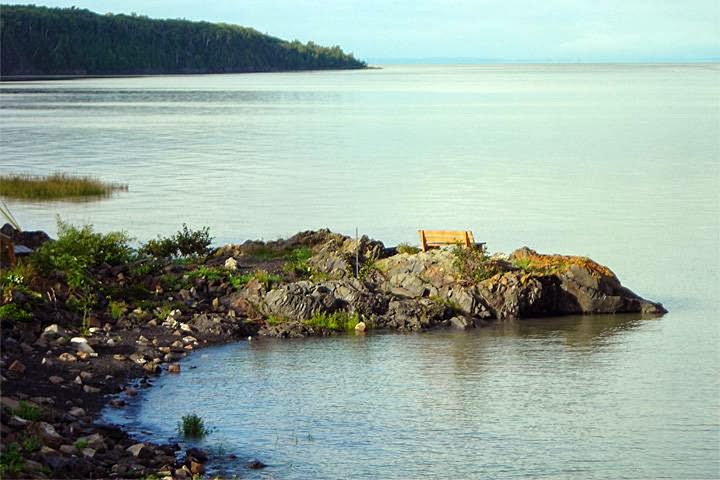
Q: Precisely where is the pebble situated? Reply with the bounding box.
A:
[83,385,101,393]
[49,375,64,384]
[8,360,26,374]
[113,354,127,361]
[58,353,77,363]
[167,363,181,373]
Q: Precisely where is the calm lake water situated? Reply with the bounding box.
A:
[2,64,719,478]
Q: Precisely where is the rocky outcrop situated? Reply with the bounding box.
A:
[245,237,665,336]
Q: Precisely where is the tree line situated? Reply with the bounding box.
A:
[0,5,366,77]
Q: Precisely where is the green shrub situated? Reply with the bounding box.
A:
[358,260,380,280]
[512,257,532,271]
[33,220,132,275]
[187,266,225,282]
[396,243,421,255]
[228,273,254,289]
[282,247,313,277]
[140,224,212,259]
[177,414,209,438]
[73,439,88,450]
[14,401,39,421]
[109,300,127,321]
[0,303,32,322]
[253,269,282,289]
[21,436,40,453]
[304,311,360,332]
[0,443,23,475]
[451,245,502,283]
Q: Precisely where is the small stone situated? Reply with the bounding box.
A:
[167,363,181,373]
[70,337,95,353]
[82,447,96,459]
[77,433,105,451]
[136,335,149,345]
[129,353,146,365]
[9,415,30,427]
[113,354,127,361]
[171,340,184,350]
[69,407,86,417]
[354,321,366,333]
[8,360,26,374]
[212,297,220,309]
[125,387,138,397]
[80,371,93,381]
[0,396,20,410]
[49,376,64,384]
[143,362,161,374]
[247,459,266,469]
[58,353,77,363]
[83,385,101,394]
[158,346,171,353]
[59,444,77,454]
[147,319,158,327]
[74,375,83,385]
[106,338,116,347]
[224,257,238,270]
[126,443,152,459]
[179,323,192,333]
[76,351,91,361]
[32,422,64,448]
[190,461,205,475]
[110,399,126,408]
[182,336,197,345]
[42,324,66,338]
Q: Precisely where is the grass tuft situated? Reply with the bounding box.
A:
[0,173,126,200]
[304,311,360,332]
[177,413,209,438]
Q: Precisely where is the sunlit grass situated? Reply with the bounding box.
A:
[0,173,127,200]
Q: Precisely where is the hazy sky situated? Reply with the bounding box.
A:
[4,1,719,62]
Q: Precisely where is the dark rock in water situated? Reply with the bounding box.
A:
[186,447,209,463]
[247,459,266,469]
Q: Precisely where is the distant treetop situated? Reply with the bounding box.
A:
[0,4,366,77]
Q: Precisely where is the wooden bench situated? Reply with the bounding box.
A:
[417,230,484,252]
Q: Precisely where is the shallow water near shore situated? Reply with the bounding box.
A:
[2,64,719,477]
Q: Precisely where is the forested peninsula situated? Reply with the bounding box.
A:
[0,5,366,78]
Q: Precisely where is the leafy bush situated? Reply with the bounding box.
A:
[32,220,132,275]
[177,414,209,438]
[512,256,532,271]
[451,245,503,283]
[140,224,212,259]
[396,243,420,255]
[228,273,254,290]
[0,303,33,322]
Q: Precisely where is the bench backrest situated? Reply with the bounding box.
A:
[418,230,475,252]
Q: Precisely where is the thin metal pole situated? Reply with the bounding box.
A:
[355,227,359,278]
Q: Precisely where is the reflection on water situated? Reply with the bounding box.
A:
[103,311,718,479]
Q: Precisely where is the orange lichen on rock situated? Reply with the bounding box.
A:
[510,247,616,279]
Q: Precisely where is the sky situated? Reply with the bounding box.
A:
[3,0,719,62]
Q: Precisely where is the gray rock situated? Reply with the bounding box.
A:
[31,421,64,448]
[70,337,95,354]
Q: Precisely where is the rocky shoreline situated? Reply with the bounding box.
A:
[0,226,666,478]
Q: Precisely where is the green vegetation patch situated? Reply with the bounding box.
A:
[0,173,126,200]
[140,224,212,259]
[451,245,505,283]
[0,303,33,322]
[177,413,209,439]
[396,243,421,255]
[304,311,360,332]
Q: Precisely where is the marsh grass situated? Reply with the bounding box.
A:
[0,173,127,200]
